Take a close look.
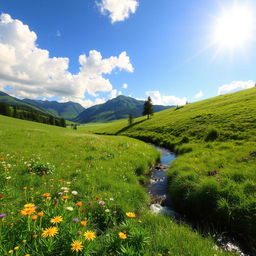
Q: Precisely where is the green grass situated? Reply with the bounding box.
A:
[82,87,256,253]
[0,115,236,256]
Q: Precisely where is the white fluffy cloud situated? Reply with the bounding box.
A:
[217,80,255,95]
[146,91,187,106]
[97,0,138,23]
[122,83,128,89]
[0,13,134,107]
[194,90,203,99]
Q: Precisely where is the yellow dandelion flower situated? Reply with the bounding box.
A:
[118,232,127,239]
[8,250,13,254]
[14,246,19,250]
[50,216,63,224]
[71,240,84,252]
[42,227,58,238]
[83,231,96,241]
[126,212,136,218]
[25,254,30,256]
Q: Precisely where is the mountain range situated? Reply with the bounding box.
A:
[0,92,173,123]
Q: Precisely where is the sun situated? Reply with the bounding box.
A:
[213,4,254,50]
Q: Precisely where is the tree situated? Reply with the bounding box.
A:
[128,114,134,126]
[60,118,66,128]
[143,96,153,119]
[0,102,11,116]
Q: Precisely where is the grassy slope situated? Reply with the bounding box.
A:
[0,115,234,256]
[81,88,256,253]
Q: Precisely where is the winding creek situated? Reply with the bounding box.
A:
[148,145,249,256]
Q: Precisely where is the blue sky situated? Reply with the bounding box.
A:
[0,0,255,107]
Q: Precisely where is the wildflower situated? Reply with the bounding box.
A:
[76,201,83,207]
[0,213,6,218]
[25,254,31,256]
[14,246,19,250]
[95,196,100,200]
[71,240,83,252]
[72,191,78,195]
[33,234,38,239]
[31,215,38,221]
[38,212,44,217]
[58,192,63,195]
[84,231,96,241]
[66,206,74,211]
[81,209,86,212]
[42,193,50,197]
[21,208,36,216]
[119,232,127,240]
[50,216,63,224]
[80,220,87,227]
[126,212,136,218]
[105,209,110,213]
[42,227,58,238]
[62,195,69,200]
[24,203,35,209]
[8,250,13,254]
[0,195,3,199]
[23,187,27,190]
[73,218,79,222]
[109,197,114,201]
[98,200,105,206]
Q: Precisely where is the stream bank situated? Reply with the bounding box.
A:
[148,144,249,256]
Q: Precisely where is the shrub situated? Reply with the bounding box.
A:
[205,128,219,142]
[27,162,55,175]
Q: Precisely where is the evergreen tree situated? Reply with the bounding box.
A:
[143,96,153,119]
[128,114,134,126]
[0,102,11,116]
[60,118,66,127]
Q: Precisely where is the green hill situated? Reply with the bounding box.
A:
[0,91,51,115]
[23,98,85,120]
[82,88,256,253]
[74,95,173,123]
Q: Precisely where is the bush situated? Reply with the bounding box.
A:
[205,128,219,142]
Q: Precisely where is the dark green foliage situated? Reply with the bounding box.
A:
[205,128,219,141]
[0,102,11,116]
[128,114,134,126]
[143,96,153,119]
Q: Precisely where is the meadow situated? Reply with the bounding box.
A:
[0,115,236,255]
[81,87,256,254]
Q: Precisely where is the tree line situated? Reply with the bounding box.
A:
[0,102,66,127]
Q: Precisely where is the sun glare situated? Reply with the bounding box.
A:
[213,4,254,49]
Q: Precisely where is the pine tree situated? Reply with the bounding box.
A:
[143,96,153,119]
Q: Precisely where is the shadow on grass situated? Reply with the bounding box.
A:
[115,118,148,135]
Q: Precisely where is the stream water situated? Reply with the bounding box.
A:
[148,145,249,256]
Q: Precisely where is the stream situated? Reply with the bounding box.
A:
[148,145,249,256]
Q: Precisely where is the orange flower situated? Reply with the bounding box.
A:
[80,220,87,227]
[76,202,83,207]
[31,215,38,220]
[38,212,44,217]
[23,187,27,190]
[42,193,50,197]
[62,195,69,200]
[21,208,36,216]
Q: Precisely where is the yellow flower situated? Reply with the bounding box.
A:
[42,227,59,238]
[83,231,96,241]
[71,240,84,252]
[126,212,136,218]
[24,203,35,208]
[118,232,127,239]
[25,254,31,256]
[8,250,13,254]
[14,246,19,250]
[50,216,63,224]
